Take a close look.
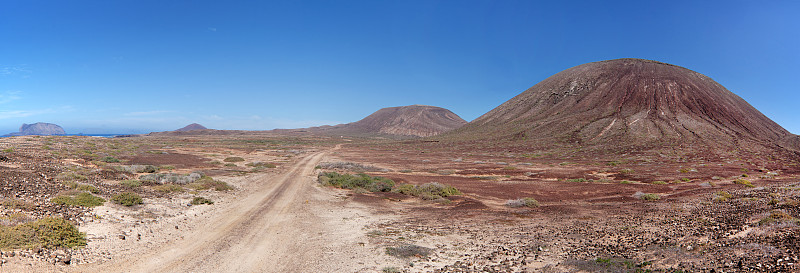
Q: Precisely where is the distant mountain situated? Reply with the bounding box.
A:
[441,58,798,157]
[176,123,208,132]
[314,105,467,137]
[3,122,66,136]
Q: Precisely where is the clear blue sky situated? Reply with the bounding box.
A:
[2,0,798,134]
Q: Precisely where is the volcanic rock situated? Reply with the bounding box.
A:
[4,122,65,136]
[176,123,208,132]
[444,58,795,155]
[319,105,467,137]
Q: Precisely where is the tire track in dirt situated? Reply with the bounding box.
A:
[94,152,326,272]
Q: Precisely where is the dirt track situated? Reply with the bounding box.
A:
[77,151,390,273]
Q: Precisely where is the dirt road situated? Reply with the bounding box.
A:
[81,151,390,273]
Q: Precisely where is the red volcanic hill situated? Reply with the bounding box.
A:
[317,105,467,137]
[176,123,208,132]
[443,58,799,157]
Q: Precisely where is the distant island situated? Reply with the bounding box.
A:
[3,122,66,136]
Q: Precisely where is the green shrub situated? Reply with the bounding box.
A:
[734,178,754,188]
[758,210,798,226]
[620,180,633,184]
[191,197,214,205]
[382,267,402,273]
[223,157,245,162]
[566,178,587,183]
[640,193,661,201]
[715,191,733,202]
[224,163,237,167]
[506,197,539,208]
[0,217,86,249]
[651,181,667,185]
[392,182,461,203]
[318,172,395,192]
[153,184,184,193]
[76,184,100,194]
[51,192,105,207]
[246,162,276,168]
[100,156,120,163]
[187,176,233,191]
[112,192,143,206]
[120,179,142,188]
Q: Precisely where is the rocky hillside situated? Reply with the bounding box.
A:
[176,123,208,132]
[4,122,66,136]
[442,58,797,157]
[317,105,467,137]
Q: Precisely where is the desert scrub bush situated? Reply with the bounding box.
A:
[1,198,35,211]
[224,163,237,167]
[153,184,184,193]
[51,192,105,207]
[651,181,667,185]
[100,156,120,163]
[734,178,754,188]
[506,197,539,208]
[317,162,390,172]
[758,210,799,226]
[247,162,276,168]
[187,176,233,191]
[385,244,432,258]
[111,192,143,206]
[190,197,214,205]
[393,182,462,201]
[714,191,733,202]
[619,180,633,184]
[0,212,32,226]
[140,172,203,184]
[382,267,402,273]
[566,178,587,183]
[116,165,158,173]
[639,193,661,201]
[0,217,86,249]
[318,172,395,192]
[120,179,142,188]
[223,157,245,163]
[76,184,100,194]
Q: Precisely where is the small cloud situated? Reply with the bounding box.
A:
[0,66,32,76]
[0,107,62,120]
[208,27,217,32]
[0,91,21,104]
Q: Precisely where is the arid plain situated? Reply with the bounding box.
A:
[1,59,799,272]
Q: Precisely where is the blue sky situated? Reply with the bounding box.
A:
[1,0,798,134]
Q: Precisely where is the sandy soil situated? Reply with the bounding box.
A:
[2,147,401,273]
